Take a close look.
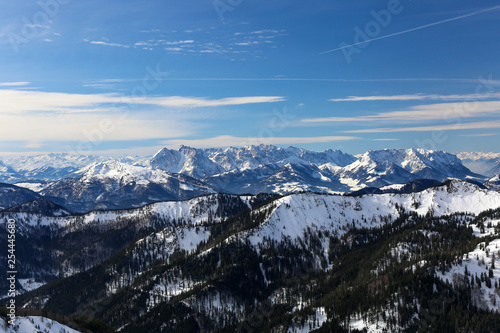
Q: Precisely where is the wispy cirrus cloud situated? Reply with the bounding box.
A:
[343,120,500,133]
[234,30,286,36]
[0,81,30,87]
[162,135,359,148]
[329,92,500,102]
[0,113,194,143]
[458,133,498,137]
[88,40,130,48]
[83,29,286,57]
[135,96,286,108]
[302,101,500,123]
[0,89,288,146]
[0,89,285,114]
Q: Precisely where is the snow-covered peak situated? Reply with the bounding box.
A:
[151,148,184,173]
[346,149,471,179]
[77,160,175,187]
[152,146,225,178]
[357,148,461,173]
[79,160,146,179]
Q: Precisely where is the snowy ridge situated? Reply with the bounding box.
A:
[5,179,496,247]
[151,144,357,178]
[0,193,245,234]
[243,180,500,250]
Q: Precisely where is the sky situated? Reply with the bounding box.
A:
[0,0,499,156]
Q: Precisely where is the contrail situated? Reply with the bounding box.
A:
[320,5,500,55]
[150,78,496,83]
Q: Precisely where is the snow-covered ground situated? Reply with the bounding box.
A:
[348,297,417,333]
[438,235,500,312]
[287,307,327,333]
[436,217,500,312]
[0,316,80,333]
[18,279,45,293]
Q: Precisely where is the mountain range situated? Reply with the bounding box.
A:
[457,151,500,177]
[1,146,500,332]
[0,145,497,213]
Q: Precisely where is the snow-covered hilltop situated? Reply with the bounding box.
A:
[243,179,500,250]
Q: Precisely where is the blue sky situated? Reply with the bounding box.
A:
[0,0,499,155]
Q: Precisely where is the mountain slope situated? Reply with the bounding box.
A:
[0,161,19,183]
[242,179,500,250]
[0,183,40,211]
[0,316,81,333]
[0,193,271,296]
[5,198,72,217]
[203,162,350,195]
[40,160,218,212]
